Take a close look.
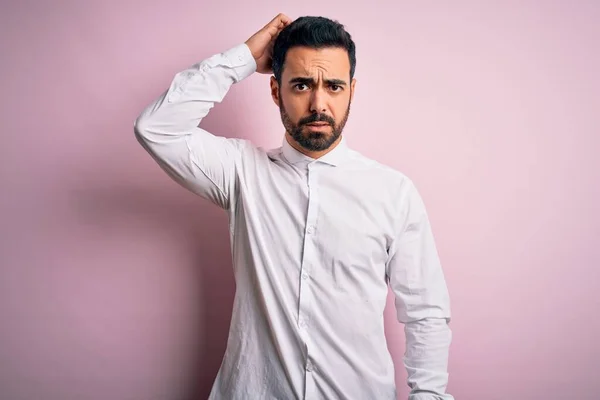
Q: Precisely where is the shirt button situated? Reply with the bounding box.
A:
[299,319,306,328]
[301,272,309,280]
[306,361,314,372]
[307,226,314,234]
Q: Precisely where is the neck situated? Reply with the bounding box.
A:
[285,133,342,159]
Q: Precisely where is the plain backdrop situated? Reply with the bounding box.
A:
[1,1,599,399]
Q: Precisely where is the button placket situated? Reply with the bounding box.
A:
[299,167,319,315]
[298,165,319,392]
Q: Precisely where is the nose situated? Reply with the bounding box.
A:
[309,88,327,114]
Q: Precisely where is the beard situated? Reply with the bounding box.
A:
[279,95,351,152]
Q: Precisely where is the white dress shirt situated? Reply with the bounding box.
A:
[134,42,453,400]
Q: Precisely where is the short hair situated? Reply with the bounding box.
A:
[272,16,357,83]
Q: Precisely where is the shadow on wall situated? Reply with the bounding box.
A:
[61,100,255,400]
[70,180,233,400]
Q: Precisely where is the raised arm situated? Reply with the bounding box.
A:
[134,14,291,209]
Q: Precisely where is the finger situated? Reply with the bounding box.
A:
[264,13,283,29]
[262,14,291,40]
[268,13,291,30]
[278,16,292,31]
[272,17,291,38]
[278,14,292,26]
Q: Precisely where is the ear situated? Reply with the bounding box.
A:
[270,76,280,107]
[350,78,356,102]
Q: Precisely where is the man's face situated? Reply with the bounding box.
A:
[271,46,356,152]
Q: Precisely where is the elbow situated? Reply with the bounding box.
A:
[133,114,164,160]
[133,113,162,151]
[133,114,151,144]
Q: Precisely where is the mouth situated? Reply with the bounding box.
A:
[305,124,330,131]
[305,122,330,127]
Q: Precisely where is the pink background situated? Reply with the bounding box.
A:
[1,1,599,399]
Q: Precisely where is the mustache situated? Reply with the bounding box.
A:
[299,114,335,126]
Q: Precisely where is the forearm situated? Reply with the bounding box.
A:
[132,43,256,208]
[134,43,256,140]
[404,317,454,400]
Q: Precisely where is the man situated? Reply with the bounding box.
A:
[134,13,453,400]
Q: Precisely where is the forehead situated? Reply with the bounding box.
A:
[282,46,350,79]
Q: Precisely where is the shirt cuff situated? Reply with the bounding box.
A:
[222,43,257,82]
[409,393,454,400]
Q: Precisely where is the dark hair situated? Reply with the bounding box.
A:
[272,16,356,84]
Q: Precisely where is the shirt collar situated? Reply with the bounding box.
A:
[281,134,349,167]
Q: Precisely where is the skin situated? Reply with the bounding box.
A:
[245,14,356,159]
[270,46,356,157]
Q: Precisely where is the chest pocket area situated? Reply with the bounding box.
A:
[315,200,390,295]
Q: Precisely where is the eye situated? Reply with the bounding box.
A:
[294,83,309,91]
[330,85,343,92]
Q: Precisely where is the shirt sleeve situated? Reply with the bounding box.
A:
[133,43,257,210]
[385,179,454,400]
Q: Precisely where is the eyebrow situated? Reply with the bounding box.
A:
[288,77,348,86]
